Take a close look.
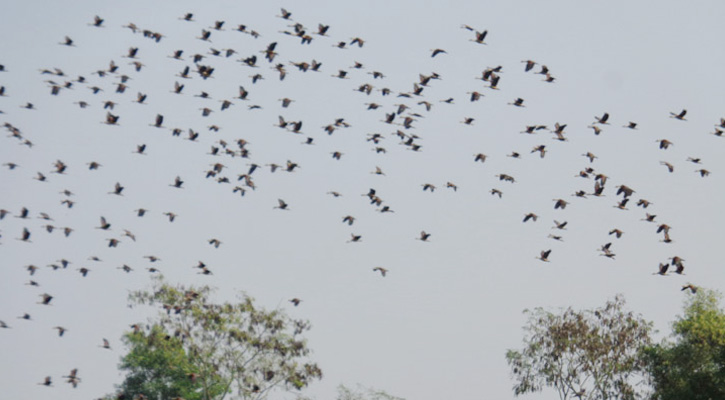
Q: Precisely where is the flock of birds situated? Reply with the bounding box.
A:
[0,6,719,397]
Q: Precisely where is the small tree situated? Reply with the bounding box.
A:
[506,295,652,400]
[112,276,322,400]
[642,288,725,400]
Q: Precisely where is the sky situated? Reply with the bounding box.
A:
[1,1,725,399]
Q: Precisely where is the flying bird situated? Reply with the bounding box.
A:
[536,250,552,262]
[670,109,687,120]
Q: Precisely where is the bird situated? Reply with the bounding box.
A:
[39,293,53,305]
[274,199,289,210]
[523,213,538,223]
[278,8,292,19]
[348,234,362,243]
[110,182,124,195]
[97,216,111,230]
[101,338,111,349]
[61,36,75,46]
[34,172,47,182]
[531,145,546,158]
[670,109,687,120]
[373,267,388,277]
[418,231,431,241]
[152,114,164,128]
[122,229,136,242]
[637,199,653,208]
[170,176,184,188]
[91,15,104,27]
[431,48,447,57]
[522,60,536,72]
[536,250,551,262]
[289,298,301,306]
[64,369,80,388]
[657,139,673,149]
[681,284,698,294]
[54,326,67,336]
[660,161,674,172]
[118,265,133,273]
[470,29,488,44]
[18,227,31,242]
[609,229,624,238]
[497,174,515,183]
[509,98,525,107]
[616,185,635,197]
[104,112,119,125]
[670,256,685,275]
[594,112,610,124]
[655,263,669,275]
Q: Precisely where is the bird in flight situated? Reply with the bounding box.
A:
[670,109,687,120]
[536,250,551,262]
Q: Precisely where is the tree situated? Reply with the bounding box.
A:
[117,323,220,400]
[111,276,322,400]
[505,295,653,400]
[334,384,405,400]
[642,287,725,400]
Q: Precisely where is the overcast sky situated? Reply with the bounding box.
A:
[2,1,725,399]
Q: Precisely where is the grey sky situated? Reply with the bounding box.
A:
[1,1,725,399]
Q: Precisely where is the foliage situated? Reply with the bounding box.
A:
[335,384,405,400]
[642,288,725,400]
[117,323,221,400]
[112,276,322,400]
[506,295,653,400]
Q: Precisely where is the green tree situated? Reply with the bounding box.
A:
[506,295,653,400]
[111,276,322,400]
[117,323,221,400]
[642,287,725,400]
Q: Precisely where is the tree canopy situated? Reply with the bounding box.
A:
[506,295,653,400]
[110,276,322,400]
[642,287,725,400]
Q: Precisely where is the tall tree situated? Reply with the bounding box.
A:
[111,276,322,400]
[642,287,725,400]
[506,295,652,400]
